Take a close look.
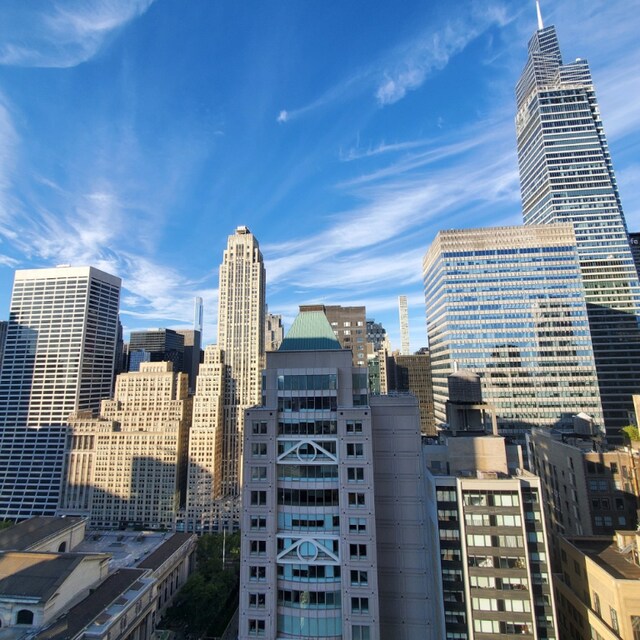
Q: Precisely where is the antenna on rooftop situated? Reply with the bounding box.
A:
[536,0,544,30]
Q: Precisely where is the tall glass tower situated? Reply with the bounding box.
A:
[516,10,640,438]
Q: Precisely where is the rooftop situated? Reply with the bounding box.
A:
[35,569,149,640]
[279,310,342,352]
[136,533,194,571]
[0,552,99,601]
[0,517,85,552]
[570,537,640,580]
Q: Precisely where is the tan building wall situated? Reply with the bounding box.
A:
[555,534,640,640]
[62,362,191,529]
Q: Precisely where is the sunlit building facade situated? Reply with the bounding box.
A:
[516,21,640,439]
[423,225,603,441]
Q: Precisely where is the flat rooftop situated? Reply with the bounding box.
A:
[74,530,171,570]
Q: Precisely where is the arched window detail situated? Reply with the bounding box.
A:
[16,610,34,625]
[58,541,67,552]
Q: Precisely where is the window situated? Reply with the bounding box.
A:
[351,597,369,614]
[350,543,367,559]
[16,610,34,626]
[348,467,365,482]
[249,593,266,608]
[593,591,600,615]
[348,492,366,507]
[249,566,266,581]
[251,491,267,506]
[251,443,267,457]
[352,626,370,640]
[252,421,268,434]
[250,516,267,530]
[346,421,363,433]
[250,540,266,555]
[610,607,619,633]
[349,517,367,533]
[351,570,368,585]
[251,466,267,481]
[347,443,364,458]
[248,619,265,635]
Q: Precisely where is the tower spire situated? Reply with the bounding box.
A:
[535,0,544,30]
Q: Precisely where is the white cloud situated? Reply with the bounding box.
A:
[277,110,289,123]
[0,0,156,68]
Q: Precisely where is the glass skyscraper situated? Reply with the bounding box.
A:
[423,225,603,441]
[516,18,640,438]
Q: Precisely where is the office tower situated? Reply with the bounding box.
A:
[300,304,367,366]
[184,345,226,533]
[516,12,640,439]
[264,308,284,352]
[129,328,184,374]
[0,266,121,520]
[398,295,410,356]
[176,329,202,393]
[217,226,266,498]
[386,352,436,436]
[423,225,604,442]
[114,318,126,377]
[528,427,640,564]
[365,319,387,354]
[630,232,640,279]
[239,310,442,640]
[554,533,640,640]
[62,362,191,529]
[424,424,557,640]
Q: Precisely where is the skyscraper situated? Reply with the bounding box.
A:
[129,328,185,373]
[423,225,603,441]
[516,8,640,439]
[217,226,266,498]
[240,310,442,639]
[398,295,410,356]
[0,266,121,519]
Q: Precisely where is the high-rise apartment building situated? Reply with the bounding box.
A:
[300,304,367,366]
[0,266,121,519]
[425,423,557,640]
[239,310,442,640]
[62,362,191,529]
[516,14,640,439]
[423,225,603,441]
[184,345,226,533]
[217,226,266,498]
[398,295,410,356]
[365,319,387,354]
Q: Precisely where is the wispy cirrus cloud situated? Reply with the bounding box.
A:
[0,0,155,68]
[276,2,514,122]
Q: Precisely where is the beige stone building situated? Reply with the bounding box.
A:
[555,532,640,639]
[61,362,191,529]
[184,345,226,532]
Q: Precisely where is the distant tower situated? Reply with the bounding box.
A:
[398,295,410,355]
[217,226,265,498]
[264,307,284,352]
[194,296,204,334]
[516,7,640,438]
[0,266,121,519]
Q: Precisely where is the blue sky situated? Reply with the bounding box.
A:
[0,0,639,350]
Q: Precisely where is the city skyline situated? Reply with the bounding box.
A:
[0,1,639,350]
